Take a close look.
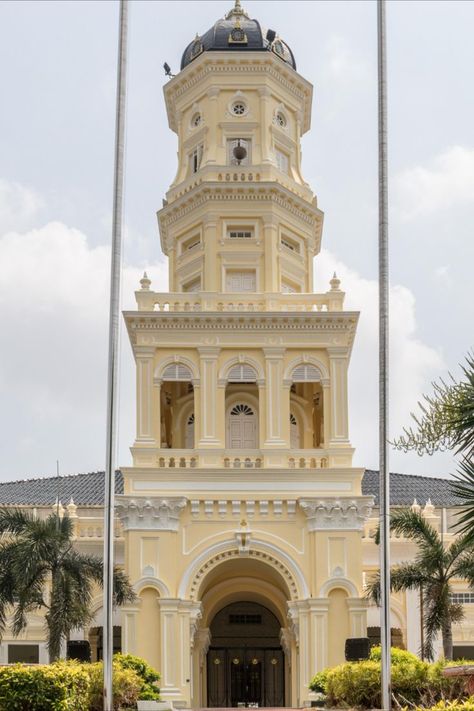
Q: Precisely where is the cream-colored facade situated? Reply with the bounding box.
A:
[118,3,371,706]
[2,2,473,708]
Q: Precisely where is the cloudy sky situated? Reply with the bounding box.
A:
[1,0,473,484]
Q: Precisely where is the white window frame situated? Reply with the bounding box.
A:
[224,269,257,293]
[275,147,289,174]
[222,219,258,243]
[189,144,203,174]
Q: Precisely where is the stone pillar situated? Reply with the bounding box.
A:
[406,588,422,654]
[327,347,350,444]
[153,378,162,446]
[288,600,312,706]
[206,87,220,164]
[194,627,211,707]
[121,603,141,656]
[203,214,218,291]
[135,347,156,443]
[198,347,220,446]
[321,378,330,447]
[309,599,330,673]
[262,215,279,292]
[158,599,201,706]
[347,597,368,638]
[258,86,272,164]
[263,347,286,447]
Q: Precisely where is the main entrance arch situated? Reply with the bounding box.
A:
[207,601,284,708]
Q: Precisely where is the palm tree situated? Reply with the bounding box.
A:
[0,508,135,661]
[365,508,474,660]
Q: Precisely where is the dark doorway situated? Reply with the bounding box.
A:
[207,602,285,707]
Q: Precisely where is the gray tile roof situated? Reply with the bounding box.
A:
[0,469,459,508]
[362,469,459,507]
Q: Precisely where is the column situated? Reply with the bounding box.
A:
[263,348,286,446]
[202,213,218,291]
[327,347,350,444]
[159,599,183,701]
[193,628,211,708]
[258,86,272,164]
[153,378,162,446]
[135,347,156,443]
[405,588,422,654]
[321,378,330,447]
[309,599,330,673]
[262,215,279,293]
[121,603,141,656]
[347,597,368,638]
[198,347,220,446]
[206,87,220,164]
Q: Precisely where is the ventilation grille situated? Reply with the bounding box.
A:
[162,364,193,381]
[230,404,254,416]
[291,364,321,382]
[227,364,257,383]
[229,614,262,625]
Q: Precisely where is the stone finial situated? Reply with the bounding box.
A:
[52,498,65,518]
[67,497,78,518]
[330,272,341,291]
[411,498,421,514]
[423,498,435,517]
[140,272,151,291]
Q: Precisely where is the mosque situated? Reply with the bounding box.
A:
[1,2,472,708]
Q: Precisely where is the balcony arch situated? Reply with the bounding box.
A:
[219,356,264,384]
[156,355,199,383]
[287,359,325,449]
[283,355,329,383]
[157,359,197,449]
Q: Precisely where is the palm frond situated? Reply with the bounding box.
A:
[451,457,474,541]
[0,508,35,535]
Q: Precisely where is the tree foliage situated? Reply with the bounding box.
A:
[0,509,135,661]
[365,508,474,660]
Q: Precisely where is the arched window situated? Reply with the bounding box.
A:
[291,364,321,382]
[227,404,257,449]
[162,364,193,381]
[227,364,257,383]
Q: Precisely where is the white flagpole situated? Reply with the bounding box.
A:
[377,1,391,709]
[103,1,128,709]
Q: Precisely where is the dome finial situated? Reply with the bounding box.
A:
[225,0,248,19]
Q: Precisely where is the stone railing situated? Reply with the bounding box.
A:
[135,290,344,313]
[76,519,122,540]
[136,449,330,469]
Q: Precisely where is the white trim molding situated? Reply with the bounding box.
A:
[299,496,374,531]
[116,496,188,531]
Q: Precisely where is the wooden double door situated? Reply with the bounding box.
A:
[207,647,284,707]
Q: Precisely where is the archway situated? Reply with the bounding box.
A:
[207,601,284,708]
[188,553,299,708]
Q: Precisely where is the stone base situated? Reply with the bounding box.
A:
[137,702,174,711]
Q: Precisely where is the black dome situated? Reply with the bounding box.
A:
[180,0,296,71]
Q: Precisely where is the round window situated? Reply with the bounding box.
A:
[276,112,287,127]
[232,102,246,116]
[191,112,201,128]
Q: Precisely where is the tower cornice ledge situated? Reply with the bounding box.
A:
[299,496,374,531]
[116,496,187,531]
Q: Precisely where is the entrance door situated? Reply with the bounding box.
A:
[230,653,262,707]
[228,404,257,449]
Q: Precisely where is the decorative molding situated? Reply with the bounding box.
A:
[299,496,374,531]
[116,496,187,531]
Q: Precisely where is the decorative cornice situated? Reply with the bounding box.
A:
[116,496,187,531]
[299,496,374,531]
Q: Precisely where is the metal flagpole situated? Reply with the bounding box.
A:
[103,1,128,709]
[377,1,391,710]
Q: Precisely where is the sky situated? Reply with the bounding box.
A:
[0,0,473,484]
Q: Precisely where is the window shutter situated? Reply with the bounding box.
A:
[162,364,193,381]
[228,364,257,382]
[291,364,321,382]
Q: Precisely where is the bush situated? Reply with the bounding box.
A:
[413,701,474,711]
[114,653,161,700]
[0,661,90,711]
[87,660,142,711]
[369,645,420,665]
[309,668,330,693]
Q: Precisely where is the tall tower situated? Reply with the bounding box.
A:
[119,3,373,707]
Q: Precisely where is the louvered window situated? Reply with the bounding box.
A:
[291,364,321,382]
[162,364,193,381]
[227,364,257,383]
[230,404,254,416]
[228,228,253,239]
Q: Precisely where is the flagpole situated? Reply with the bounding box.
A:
[103,1,128,709]
[377,1,391,709]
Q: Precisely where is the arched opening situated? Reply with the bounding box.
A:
[207,602,284,708]
[88,626,122,662]
[290,364,324,449]
[191,554,296,708]
[225,364,260,449]
[160,363,195,449]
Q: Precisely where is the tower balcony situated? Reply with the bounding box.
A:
[129,446,354,470]
[135,288,344,313]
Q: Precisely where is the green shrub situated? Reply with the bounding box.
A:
[0,661,90,711]
[369,645,420,665]
[412,700,474,711]
[114,653,161,700]
[309,668,330,693]
[87,661,142,711]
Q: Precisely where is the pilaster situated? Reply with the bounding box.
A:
[135,347,156,443]
[328,347,350,444]
[263,347,286,446]
[347,597,368,638]
[197,347,221,446]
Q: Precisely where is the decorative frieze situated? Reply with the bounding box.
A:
[116,496,187,531]
[299,496,374,531]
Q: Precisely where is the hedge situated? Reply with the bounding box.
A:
[309,648,470,708]
[0,662,90,711]
[0,654,160,711]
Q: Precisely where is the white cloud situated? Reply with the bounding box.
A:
[0,179,44,233]
[321,35,368,84]
[316,250,445,470]
[394,145,474,219]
